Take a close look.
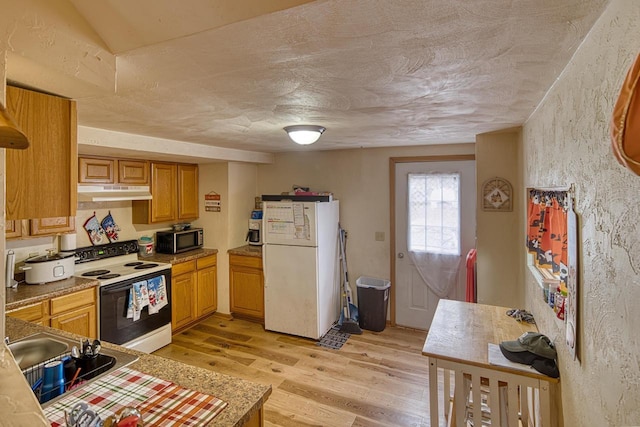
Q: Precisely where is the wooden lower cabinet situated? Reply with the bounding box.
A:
[50,305,97,337]
[7,301,48,325]
[172,267,197,331]
[244,407,263,427]
[196,256,218,318]
[229,254,264,322]
[171,254,217,333]
[7,287,97,338]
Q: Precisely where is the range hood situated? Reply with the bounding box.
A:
[77,185,153,202]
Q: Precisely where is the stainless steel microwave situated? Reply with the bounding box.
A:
[156,228,203,254]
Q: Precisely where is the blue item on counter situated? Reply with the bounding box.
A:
[41,360,65,403]
[251,210,263,219]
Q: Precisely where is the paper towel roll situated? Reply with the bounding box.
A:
[60,233,77,251]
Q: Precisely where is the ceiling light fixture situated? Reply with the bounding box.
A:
[284,125,326,145]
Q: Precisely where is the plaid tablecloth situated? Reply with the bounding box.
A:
[45,367,228,426]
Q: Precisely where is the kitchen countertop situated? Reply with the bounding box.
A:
[5,317,271,426]
[228,245,262,257]
[6,248,219,311]
[141,247,218,264]
[5,277,99,311]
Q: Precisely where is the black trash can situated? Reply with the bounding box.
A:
[356,276,391,332]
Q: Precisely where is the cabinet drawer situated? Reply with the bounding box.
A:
[50,288,96,315]
[172,260,196,276]
[230,254,262,269]
[7,301,48,322]
[196,254,217,269]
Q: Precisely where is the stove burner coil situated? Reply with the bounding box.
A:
[82,270,111,277]
[135,263,159,269]
[124,262,144,267]
[97,273,121,280]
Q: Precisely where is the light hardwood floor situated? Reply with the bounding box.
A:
[154,315,434,426]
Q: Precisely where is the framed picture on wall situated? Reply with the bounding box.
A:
[481,177,513,212]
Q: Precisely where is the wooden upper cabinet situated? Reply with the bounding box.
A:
[5,85,77,220]
[118,160,149,184]
[30,217,76,236]
[78,157,115,183]
[5,220,24,239]
[132,162,198,224]
[79,157,149,185]
[178,164,199,220]
[132,162,177,224]
[151,163,178,223]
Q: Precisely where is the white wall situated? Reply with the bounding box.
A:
[522,1,640,425]
[257,144,476,296]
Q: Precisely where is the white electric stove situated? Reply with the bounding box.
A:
[74,240,172,354]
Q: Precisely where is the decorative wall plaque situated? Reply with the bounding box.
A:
[482,177,513,212]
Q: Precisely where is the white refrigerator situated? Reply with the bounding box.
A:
[262,200,340,339]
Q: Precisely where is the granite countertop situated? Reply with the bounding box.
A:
[6,248,219,310]
[141,247,218,264]
[5,317,271,426]
[228,245,262,258]
[5,277,99,311]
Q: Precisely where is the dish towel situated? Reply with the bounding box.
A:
[45,367,228,427]
[147,275,168,314]
[127,280,149,321]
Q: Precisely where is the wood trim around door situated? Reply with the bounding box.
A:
[389,154,475,327]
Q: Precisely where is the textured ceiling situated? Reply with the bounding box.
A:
[67,0,610,153]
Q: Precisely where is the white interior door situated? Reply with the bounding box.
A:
[395,160,476,329]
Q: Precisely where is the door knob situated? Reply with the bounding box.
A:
[398,252,404,259]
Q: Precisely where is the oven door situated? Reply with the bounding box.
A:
[99,269,172,346]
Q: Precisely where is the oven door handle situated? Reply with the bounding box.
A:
[102,284,133,294]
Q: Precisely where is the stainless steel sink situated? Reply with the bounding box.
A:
[8,332,139,407]
[8,334,69,370]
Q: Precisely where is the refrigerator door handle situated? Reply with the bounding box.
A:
[262,244,267,288]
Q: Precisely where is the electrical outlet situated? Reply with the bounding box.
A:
[375,231,385,241]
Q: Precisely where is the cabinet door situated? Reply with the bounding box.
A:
[230,258,264,321]
[151,163,177,223]
[197,266,217,317]
[178,164,199,220]
[118,160,149,184]
[50,305,97,339]
[30,217,76,236]
[5,220,24,239]
[78,157,115,183]
[5,85,77,220]
[171,271,197,331]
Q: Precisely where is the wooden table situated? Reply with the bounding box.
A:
[422,300,559,427]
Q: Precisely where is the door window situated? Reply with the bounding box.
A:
[408,173,460,255]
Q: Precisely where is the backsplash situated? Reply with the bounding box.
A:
[6,202,176,263]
